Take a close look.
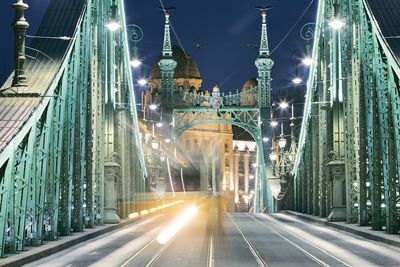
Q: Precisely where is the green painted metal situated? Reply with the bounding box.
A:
[169,9,275,213]
[0,0,146,254]
[292,0,400,234]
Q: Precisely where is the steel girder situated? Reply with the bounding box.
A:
[0,0,146,256]
[292,0,400,234]
[172,107,275,212]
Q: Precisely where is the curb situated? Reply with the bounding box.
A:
[283,210,400,248]
[0,218,141,267]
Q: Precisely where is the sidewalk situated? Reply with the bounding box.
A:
[283,210,400,248]
[0,218,140,267]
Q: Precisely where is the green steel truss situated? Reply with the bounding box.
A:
[172,106,275,213]
[0,0,146,255]
[292,0,400,234]
[165,9,276,213]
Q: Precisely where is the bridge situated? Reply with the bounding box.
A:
[0,0,399,266]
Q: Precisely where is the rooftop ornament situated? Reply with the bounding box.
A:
[11,0,30,87]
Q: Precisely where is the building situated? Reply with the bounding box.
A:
[141,45,258,209]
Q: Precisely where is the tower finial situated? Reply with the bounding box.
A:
[159,7,175,58]
[12,0,29,87]
[255,6,273,58]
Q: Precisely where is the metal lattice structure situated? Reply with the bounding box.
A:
[0,0,146,255]
[160,8,276,213]
[292,0,400,234]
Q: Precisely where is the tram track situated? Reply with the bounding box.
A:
[249,213,352,267]
[227,213,269,267]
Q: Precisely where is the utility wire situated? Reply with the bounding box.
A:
[270,0,315,55]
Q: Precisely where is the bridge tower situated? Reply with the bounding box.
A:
[255,7,274,211]
[159,8,177,113]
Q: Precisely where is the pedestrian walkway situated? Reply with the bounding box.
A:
[284,210,400,248]
[0,218,140,267]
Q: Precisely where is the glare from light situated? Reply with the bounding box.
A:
[263,137,269,142]
[329,18,345,30]
[302,57,313,66]
[271,121,279,127]
[279,101,289,109]
[293,77,302,84]
[157,206,198,245]
[130,59,142,68]
[278,137,287,149]
[149,104,158,110]
[156,122,164,128]
[140,210,149,215]
[105,21,121,31]
[128,212,139,219]
[149,208,156,213]
[151,141,159,150]
[138,78,148,86]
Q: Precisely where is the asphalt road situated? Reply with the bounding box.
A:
[24,204,400,267]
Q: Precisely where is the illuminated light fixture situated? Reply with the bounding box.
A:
[278,137,287,149]
[105,20,121,31]
[151,140,159,150]
[138,78,148,86]
[165,138,171,144]
[130,58,142,68]
[302,57,313,66]
[271,121,279,127]
[149,208,156,213]
[140,210,149,215]
[329,18,345,30]
[252,163,258,168]
[157,206,198,244]
[128,212,139,219]
[263,137,269,142]
[156,122,164,128]
[249,175,255,180]
[269,153,277,161]
[279,101,289,109]
[381,203,386,208]
[149,104,158,110]
[366,181,371,187]
[292,77,302,85]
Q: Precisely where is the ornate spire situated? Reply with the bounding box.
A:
[255,6,274,108]
[158,7,177,110]
[161,8,174,58]
[11,0,29,87]
[259,11,269,57]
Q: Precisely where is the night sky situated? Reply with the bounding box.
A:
[0,0,317,93]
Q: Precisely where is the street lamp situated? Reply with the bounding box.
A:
[149,104,158,111]
[279,101,289,109]
[105,20,121,32]
[302,57,313,66]
[292,77,302,85]
[138,78,147,86]
[329,3,345,30]
[329,18,345,30]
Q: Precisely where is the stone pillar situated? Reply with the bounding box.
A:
[104,162,121,223]
[244,148,251,194]
[327,160,346,221]
[233,146,240,204]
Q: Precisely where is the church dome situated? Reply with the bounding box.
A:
[149,45,201,80]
